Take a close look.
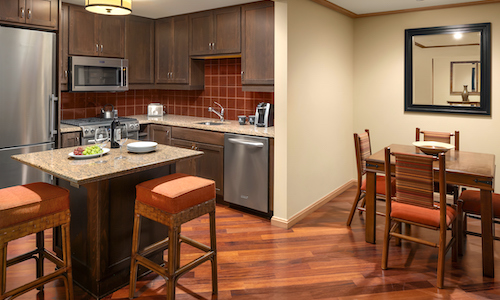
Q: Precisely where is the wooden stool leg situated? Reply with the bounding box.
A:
[61,223,74,300]
[346,191,363,226]
[209,210,218,296]
[36,231,44,291]
[167,226,180,300]
[129,213,141,299]
[1,242,6,296]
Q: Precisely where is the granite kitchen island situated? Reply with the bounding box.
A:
[11,141,202,298]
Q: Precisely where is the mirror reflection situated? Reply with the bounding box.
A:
[404,23,490,115]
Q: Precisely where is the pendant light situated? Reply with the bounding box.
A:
[85,0,132,15]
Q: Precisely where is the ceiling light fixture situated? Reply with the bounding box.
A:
[85,0,132,15]
[454,32,463,39]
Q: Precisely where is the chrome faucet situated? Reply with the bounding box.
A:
[208,101,225,122]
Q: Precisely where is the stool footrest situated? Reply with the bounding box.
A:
[180,235,211,253]
[175,251,215,279]
[139,237,170,258]
[1,267,69,299]
[6,249,39,268]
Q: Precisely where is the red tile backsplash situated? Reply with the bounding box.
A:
[60,58,274,121]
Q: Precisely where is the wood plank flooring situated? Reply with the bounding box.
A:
[4,186,500,299]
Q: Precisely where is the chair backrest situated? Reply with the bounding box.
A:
[354,129,371,178]
[416,128,460,151]
[384,148,447,209]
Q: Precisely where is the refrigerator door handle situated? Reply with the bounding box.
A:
[50,94,58,140]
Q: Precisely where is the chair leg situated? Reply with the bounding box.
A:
[346,190,363,226]
[61,223,74,300]
[437,226,447,289]
[129,213,141,300]
[394,222,401,246]
[36,231,44,282]
[167,226,180,300]
[381,218,391,270]
[1,243,6,296]
[457,201,464,256]
[452,218,458,263]
[209,210,218,296]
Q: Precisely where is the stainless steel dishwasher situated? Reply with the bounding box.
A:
[224,133,269,213]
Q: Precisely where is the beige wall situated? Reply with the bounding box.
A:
[274,0,355,220]
[354,3,500,191]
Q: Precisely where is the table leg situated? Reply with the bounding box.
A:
[365,172,377,244]
[480,189,494,277]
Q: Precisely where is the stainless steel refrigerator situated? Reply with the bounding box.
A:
[0,26,57,189]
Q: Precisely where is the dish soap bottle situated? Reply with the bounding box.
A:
[110,118,120,148]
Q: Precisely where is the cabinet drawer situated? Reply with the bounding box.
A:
[171,127,224,146]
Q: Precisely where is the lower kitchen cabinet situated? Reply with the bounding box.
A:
[61,132,81,148]
[149,124,171,145]
[171,127,224,196]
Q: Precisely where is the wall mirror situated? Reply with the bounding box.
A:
[405,23,491,115]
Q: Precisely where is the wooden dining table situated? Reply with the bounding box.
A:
[364,144,496,277]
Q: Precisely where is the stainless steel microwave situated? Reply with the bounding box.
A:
[70,56,128,92]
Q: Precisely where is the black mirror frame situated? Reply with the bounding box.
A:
[405,23,491,115]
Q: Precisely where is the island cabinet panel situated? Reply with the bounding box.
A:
[149,124,171,145]
[0,0,57,29]
[68,5,124,58]
[171,127,224,196]
[189,6,241,56]
[60,131,80,148]
[241,1,274,91]
[125,15,155,85]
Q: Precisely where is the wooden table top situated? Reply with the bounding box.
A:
[11,140,203,186]
[366,144,495,190]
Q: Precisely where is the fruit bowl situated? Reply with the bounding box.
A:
[412,141,454,155]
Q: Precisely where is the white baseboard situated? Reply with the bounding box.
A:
[270,179,356,229]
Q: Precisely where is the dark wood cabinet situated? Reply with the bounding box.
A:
[189,6,241,56]
[241,1,274,91]
[68,5,124,58]
[125,16,155,85]
[155,16,204,90]
[171,127,224,196]
[0,0,57,28]
[149,124,171,145]
[59,3,69,91]
[61,132,81,148]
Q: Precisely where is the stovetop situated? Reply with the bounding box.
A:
[61,117,138,127]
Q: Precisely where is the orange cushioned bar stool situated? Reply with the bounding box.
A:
[0,182,73,300]
[129,173,217,300]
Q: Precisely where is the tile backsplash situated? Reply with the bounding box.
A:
[61,58,274,121]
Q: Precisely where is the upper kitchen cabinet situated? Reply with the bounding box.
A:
[156,15,204,90]
[0,0,57,29]
[125,15,155,86]
[68,5,124,58]
[59,3,69,90]
[241,1,274,92]
[189,6,241,56]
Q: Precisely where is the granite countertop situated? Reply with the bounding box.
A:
[61,115,275,138]
[11,140,202,186]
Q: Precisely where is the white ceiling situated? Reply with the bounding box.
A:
[63,0,491,18]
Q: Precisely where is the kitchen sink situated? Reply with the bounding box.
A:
[196,121,225,126]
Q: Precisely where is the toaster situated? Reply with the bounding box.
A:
[148,103,165,117]
[255,102,274,127]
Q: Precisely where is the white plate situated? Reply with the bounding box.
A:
[412,141,454,150]
[127,147,156,153]
[69,148,110,159]
[127,141,158,150]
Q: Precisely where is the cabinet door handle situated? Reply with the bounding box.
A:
[96,44,99,53]
[241,71,244,79]
[27,9,31,19]
[64,70,68,78]
[20,7,25,19]
[166,130,170,137]
[76,136,80,144]
[100,44,103,53]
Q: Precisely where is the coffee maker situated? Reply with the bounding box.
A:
[255,102,274,127]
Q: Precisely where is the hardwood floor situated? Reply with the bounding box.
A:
[5,186,500,299]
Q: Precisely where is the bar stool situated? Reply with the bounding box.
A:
[129,173,217,300]
[0,182,73,300]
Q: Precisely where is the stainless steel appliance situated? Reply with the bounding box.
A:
[0,26,57,189]
[255,102,274,127]
[70,56,128,92]
[61,117,140,145]
[224,133,269,214]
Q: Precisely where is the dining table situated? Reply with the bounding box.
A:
[364,144,496,278]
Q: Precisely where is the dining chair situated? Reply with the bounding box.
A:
[415,127,460,201]
[346,130,395,226]
[456,189,500,254]
[381,148,458,289]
